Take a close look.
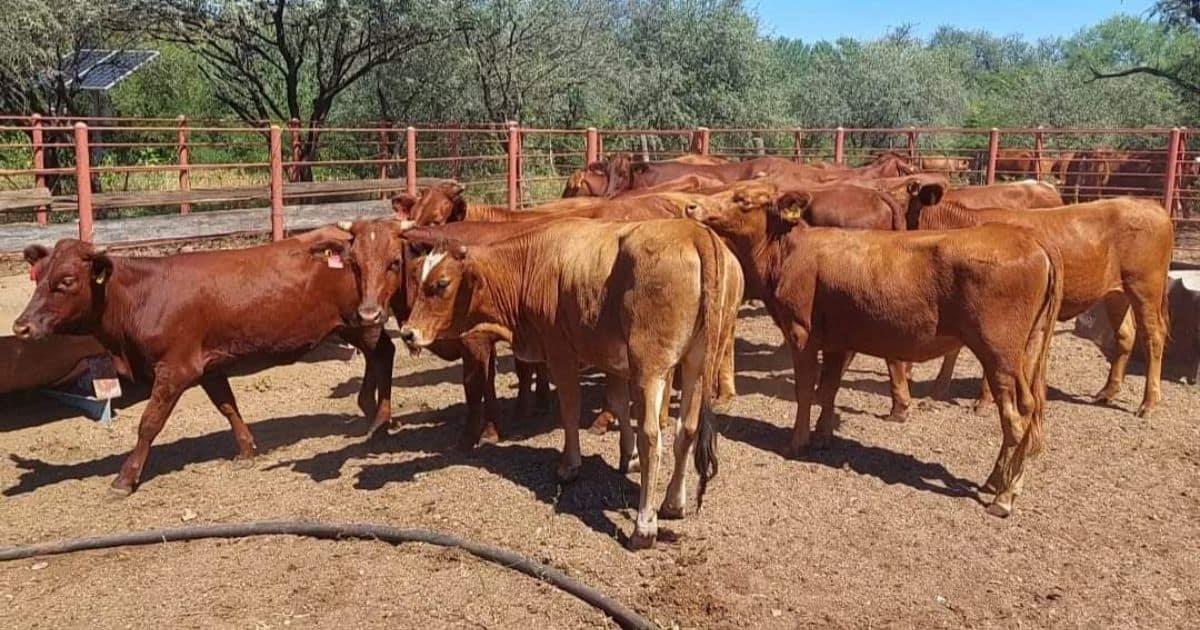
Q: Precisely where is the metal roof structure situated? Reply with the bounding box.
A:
[63,50,160,91]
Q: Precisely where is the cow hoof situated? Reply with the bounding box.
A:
[810,433,833,450]
[658,505,685,520]
[971,401,991,416]
[712,394,735,414]
[1092,389,1118,405]
[588,412,614,435]
[108,482,134,499]
[884,411,908,423]
[985,502,1012,518]
[479,424,501,445]
[556,464,580,484]
[231,455,258,469]
[786,443,809,459]
[627,531,657,550]
[1135,405,1155,420]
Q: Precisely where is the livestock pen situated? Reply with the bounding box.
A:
[1,116,1198,257]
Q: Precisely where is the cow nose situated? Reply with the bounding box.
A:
[398,327,415,344]
[358,304,384,325]
[12,322,33,339]
[684,204,700,218]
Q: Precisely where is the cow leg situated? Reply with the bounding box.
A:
[884,360,912,423]
[984,365,1039,518]
[457,339,491,451]
[535,363,552,407]
[813,350,845,446]
[482,346,501,443]
[661,341,705,520]
[513,358,537,422]
[339,329,379,420]
[113,366,194,495]
[930,348,960,401]
[1095,294,1134,405]
[1129,284,1168,418]
[199,373,257,460]
[972,378,995,416]
[629,372,668,550]
[716,328,737,405]
[367,333,396,435]
[605,376,637,474]
[546,356,583,483]
[788,343,820,457]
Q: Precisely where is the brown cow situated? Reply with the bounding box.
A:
[12,234,394,494]
[398,218,742,548]
[687,180,1063,517]
[907,186,1173,416]
[918,154,973,175]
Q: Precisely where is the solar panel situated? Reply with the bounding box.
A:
[62,50,160,91]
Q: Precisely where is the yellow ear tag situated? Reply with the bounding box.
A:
[780,207,804,223]
[95,271,107,285]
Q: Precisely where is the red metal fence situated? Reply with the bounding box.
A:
[0,116,1196,252]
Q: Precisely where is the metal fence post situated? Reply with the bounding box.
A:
[906,127,917,160]
[986,128,1000,185]
[405,126,418,197]
[31,114,47,226]
[269,124,285,241]
[377,121,391,181]
[1164,127,1182,216]
[793,129,804,163]
[1034,125,1045,180]
[834,127,845,165]
[177,115,191,215]
[696,127,710,155]
[73,122,94,243]
[288,118,302,182]
[507,122,520,211]
[585,127,599,165]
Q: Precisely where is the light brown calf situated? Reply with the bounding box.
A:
[398,218,742,548]
[687,181,1063,517]
[907,186,1174,417]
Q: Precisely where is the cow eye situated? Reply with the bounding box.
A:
[55,276,77,292]
[436,277,450,289]
[389,258,402,272]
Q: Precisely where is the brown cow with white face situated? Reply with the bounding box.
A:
[398,217,742,549]
[12,234,394,494]
[687,180,1063,518]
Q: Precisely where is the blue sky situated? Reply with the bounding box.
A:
[752,0,1156,42]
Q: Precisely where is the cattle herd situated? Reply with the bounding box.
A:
[10,150,1175,550]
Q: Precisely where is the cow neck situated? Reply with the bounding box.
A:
[465,204,521,222]
[92,256,157,359]
[464,237,532,336]
[918,201,986,230]
[722,224,789,300]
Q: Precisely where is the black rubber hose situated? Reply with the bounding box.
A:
[0,521,653,630]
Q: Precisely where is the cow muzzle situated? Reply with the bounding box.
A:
[398,325,430,349]
[358,304,386,326]
[12,320,38,340]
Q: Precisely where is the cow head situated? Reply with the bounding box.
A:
[903,180,947,230]
[397,243,473,349]
[309,219,409,326]
[602,153,637,197]
[390,182,467,227]
[686,180,791,240]
[13,239,113,340]
[562,163,609,198]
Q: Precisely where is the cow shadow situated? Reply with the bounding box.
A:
[717,412,983,503]
[2,412,361,497]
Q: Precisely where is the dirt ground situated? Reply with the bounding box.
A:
[0,269,1197,629]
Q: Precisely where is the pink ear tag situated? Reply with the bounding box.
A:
[327,251,344,269]
[29,266,38,282]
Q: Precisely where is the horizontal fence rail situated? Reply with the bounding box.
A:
[0,116,1197,256]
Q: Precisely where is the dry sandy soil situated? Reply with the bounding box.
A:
[0,269,1197,629]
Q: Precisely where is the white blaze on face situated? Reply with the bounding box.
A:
[421,251,448,282]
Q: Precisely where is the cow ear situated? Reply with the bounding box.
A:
[905,178,923,197]
[23,244,49,266]
[308,239,350,261]
[776,192,811,223]
[391,194,417,220]
[917,182,945,206]
[89,249,113,285]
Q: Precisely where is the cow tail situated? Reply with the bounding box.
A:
[1019,239,1063,459]
[693,226,724,510]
